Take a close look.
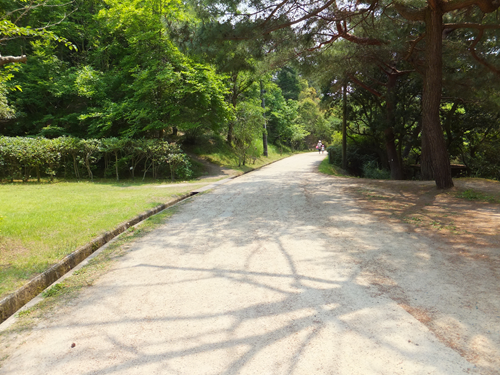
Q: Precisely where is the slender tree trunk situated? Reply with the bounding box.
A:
[385,74,404,180]
[227,122,234,145]
[422,5,453,188]
[384,128,404,180]
[261,81,268,157]
[227,73,239,145]
[72,154,80,179]
[85,154,93,182]
[104,154,108,177]
[342,82,347,170]
[115,151,119,181]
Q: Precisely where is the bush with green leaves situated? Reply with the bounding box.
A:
[362,161,391,180]
[0,136,192,182]
[327,134,385,177]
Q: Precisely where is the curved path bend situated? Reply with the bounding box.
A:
[2,153,495,375]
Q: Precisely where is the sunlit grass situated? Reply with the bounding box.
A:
[318,158,350,177]
[0,181,197,299]
[0,141,296,299]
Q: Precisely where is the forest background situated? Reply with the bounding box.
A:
[0,0,499,185]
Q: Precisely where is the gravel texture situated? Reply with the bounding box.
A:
[1,153,494,375]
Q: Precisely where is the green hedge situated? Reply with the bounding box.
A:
[0,137,191,182]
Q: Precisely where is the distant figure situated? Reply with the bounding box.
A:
[316,140,322,154]
[321,144,325,154]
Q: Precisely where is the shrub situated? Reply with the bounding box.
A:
[362,161,391,179]
[0,136,192,182]
[327,142,382,177]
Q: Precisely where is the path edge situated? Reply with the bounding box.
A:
[0,154,295,324]
[0,195,189,324]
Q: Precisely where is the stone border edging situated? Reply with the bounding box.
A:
[0,155,293,324]
[0,195,189,324]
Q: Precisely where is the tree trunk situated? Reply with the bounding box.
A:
[422,5,453,189]
[227,122,234,145]
[342,82,347,170]
[385,74,404,180]
[261,81,268,157]
[85,154,93,182]
[227,73,239,145]
[421,128,434,180]
[72,154,80,179]
[384,127,404,180]
[115,151,119,181]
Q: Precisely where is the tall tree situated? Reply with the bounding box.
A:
[193,0,500,188]
[394,0,500,188]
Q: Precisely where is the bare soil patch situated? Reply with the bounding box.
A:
[342,177,500,373]
[349,178,500,255]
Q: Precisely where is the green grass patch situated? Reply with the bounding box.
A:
[0,181,197,299]
[41,282,66,298]
[455,189,499,203]
[0,207,177,360]
[0,138,295,300]
[318,158,350,177]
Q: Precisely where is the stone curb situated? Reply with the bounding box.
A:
[0,195,189,324]
[0,155,293,324]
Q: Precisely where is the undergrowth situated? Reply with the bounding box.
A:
[318,158,350,177]
[455,189,499,203]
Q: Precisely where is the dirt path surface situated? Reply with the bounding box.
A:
[1,153,498,375]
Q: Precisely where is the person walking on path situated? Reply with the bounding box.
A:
[316,140,322,154]
[321,144,325,154]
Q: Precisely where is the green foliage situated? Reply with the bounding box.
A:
[318,157,348,177]
[0,137,192,182]
[4,0,230,139]
[362,161,391,180]
[0,82,15,120]
[455,189,499,203]
[232,101,264,166]
[41,283,66,298]
[326,134,383,177]
[276,67,301,101]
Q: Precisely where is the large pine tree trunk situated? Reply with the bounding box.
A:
[422,4,453,189]
[421,129,434,180]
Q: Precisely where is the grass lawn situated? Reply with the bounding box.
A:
[0,180,203,299]
[0,139,297,301]
[318,158,351,177]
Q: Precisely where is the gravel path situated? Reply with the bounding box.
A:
[1,153,490,374]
